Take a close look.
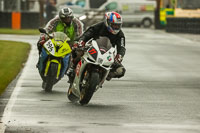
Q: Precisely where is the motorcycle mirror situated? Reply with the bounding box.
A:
[38,28,47,34]
[38,28,53,39]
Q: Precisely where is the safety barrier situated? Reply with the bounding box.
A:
[0,12,12,28]
[0,12,40,29]
[166,17,200,34]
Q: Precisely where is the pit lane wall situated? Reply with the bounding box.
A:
[0,12,40,29]
[166,8,200,34]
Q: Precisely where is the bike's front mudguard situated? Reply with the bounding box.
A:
[38,48,70,80]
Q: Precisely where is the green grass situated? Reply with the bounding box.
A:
[0,40,30,95]
[0,28,39,35]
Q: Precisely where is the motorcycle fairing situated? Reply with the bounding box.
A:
[88,47,98,60]
[84,40,115,70]
[41,33,72,80]
[44,39,71,57]
[72,58,88,98]
[71,41,116,97]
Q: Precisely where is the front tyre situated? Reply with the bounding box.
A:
[44,63,58,92]
[79,72,100,105]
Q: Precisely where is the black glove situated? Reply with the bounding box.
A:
[114,54,123,64]
[73,40,85,50]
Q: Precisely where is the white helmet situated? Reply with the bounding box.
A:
[59,7,74,25]
[104,12,122,35]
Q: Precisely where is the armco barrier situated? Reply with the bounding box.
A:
[166,17,200,34]
[21,12,40,29]
[0,12,40,29]
[0,12,12,28]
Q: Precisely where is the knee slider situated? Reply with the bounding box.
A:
[115,66,126,78]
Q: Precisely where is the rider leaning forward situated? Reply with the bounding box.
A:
[37,7,84,78]
[68,11,126,81]
[37,7,84,51]
[37,9,126,81]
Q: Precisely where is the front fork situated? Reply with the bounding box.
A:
[44,58,61,80]
[83,64,110,90]
[98,70,110,88]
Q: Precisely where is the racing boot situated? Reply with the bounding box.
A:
[66,65,76,83]
[106,72,115,81]
[106,66,126,81]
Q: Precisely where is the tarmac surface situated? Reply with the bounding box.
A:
[0,28,200,133]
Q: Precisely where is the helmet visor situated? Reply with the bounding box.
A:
[63,16,73,24]
[110,23,121,31]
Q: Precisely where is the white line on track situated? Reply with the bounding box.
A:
[0,44,34,133]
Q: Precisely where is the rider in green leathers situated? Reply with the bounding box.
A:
[37,7,84,78]
[38,7,84,49]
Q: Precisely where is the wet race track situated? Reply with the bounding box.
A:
[1,28,200,133]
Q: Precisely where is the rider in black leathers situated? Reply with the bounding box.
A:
[69,11,126,81]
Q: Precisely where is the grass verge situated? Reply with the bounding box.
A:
[0,40,31,95]
[0,28,39,35]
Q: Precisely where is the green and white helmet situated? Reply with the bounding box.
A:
[59,7,74,25]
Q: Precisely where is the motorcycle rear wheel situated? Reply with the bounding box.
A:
[79,72,100,105]
[44,63,58,92]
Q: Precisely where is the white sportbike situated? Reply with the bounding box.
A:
[67,37,116,105]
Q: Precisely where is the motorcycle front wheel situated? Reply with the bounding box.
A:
[79,71,100,105]
[44,63,58,92]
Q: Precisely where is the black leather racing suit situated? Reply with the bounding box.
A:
[79,21,126,79]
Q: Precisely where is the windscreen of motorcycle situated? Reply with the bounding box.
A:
[44,32,72,57]
[95,37,112,54]
[53,32,70,43]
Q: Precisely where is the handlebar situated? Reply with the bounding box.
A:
[38,27,53,39]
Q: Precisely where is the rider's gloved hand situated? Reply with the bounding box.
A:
[73,40,85,49]
[78,40,85,48]
[115,54,123,64]
[73,43,78,49]
[39,34,49,45]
